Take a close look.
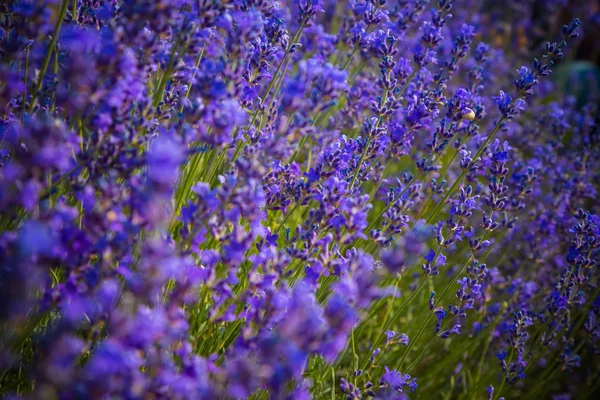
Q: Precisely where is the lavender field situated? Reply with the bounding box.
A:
[1,1,599,399]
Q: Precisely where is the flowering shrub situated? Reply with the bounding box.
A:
[0,0,598,399]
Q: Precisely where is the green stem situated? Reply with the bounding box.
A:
[287,112,321,164]
[355,59,418,192]
[349,68,392,190]
[342,47,360,70]
[206,146,227,186]
[339,3,382,71]
[425,116,506,224]
[359,277,426,372]
[363,171,423,235]
[29,0,69,113]
[21,45,30,119]
[330,367,336,400]
[474,304,509,385]
[265,26,306,123]
[396,248,477,370]
[272,200,303,235]
[350,135,373,190]
[257,24,303,119]
[524,264,578,364]
[153,40,181,108]
[494,347,514,400]
[406,330,437,372]
[226,22,306,170]
[178,38,210,118]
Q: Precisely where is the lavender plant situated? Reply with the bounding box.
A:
[0,1,598,399]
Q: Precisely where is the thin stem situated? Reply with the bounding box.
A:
[226,22,306,171]
[524,264,578,363]
[288,112,321,164]
[265,26,306,123]
[272,200,303,235]
[396,247,479,370]
[153,40,181,108]
[257,23,304,121]
[21,45,30,119]
[406,331,436,372]
[364,171,423,234]
[494,347,514,400]
[339,3,382,71]
[206,146,227,186]
[349,67,392,190]
[29,0,69,113]
[178,38,211,118]
[425,115,506,224]
[359,278,426,372]
[342,47,360,70]
[474,302,509,385]
[330,367,336,400]
[349,135,373,190]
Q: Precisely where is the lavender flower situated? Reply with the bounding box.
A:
[0,1,594,399]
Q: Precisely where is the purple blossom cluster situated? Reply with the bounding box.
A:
[0,0,598,399]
